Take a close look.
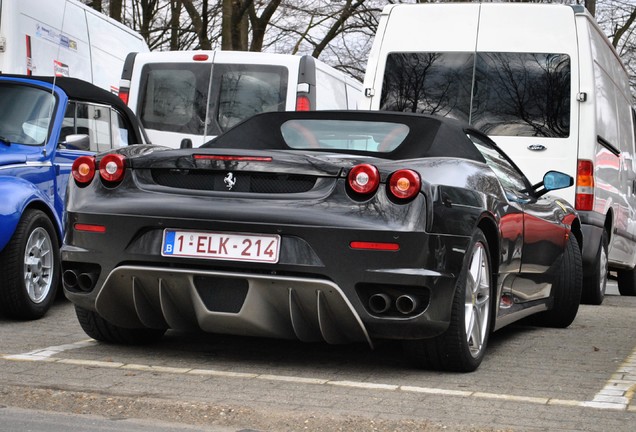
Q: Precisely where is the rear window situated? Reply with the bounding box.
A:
[280,119,409,152]
[381,52,571,138]
[138,62,288,136]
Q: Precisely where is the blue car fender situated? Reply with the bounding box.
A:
[0,176,61,252]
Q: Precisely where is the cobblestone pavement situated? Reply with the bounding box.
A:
[0,283,634,431]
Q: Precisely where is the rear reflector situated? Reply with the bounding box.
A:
[350,241,400,251]
[575,159,594,211]
[74,223,106,233]
[194,155,272,162]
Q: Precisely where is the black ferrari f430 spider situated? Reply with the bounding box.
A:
[62,111,582,372]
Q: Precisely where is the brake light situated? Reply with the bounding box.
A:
[99,154,126,184]
[194,155,272,162]
[193,54,209,61]
[296,95,311,111]
[71,156,96,185]
[348,164,380,195]
[575,159,594,211]
[388,169,420,200]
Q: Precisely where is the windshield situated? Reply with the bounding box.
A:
[0,83,56,145]
[281,119,409,152]
[380,52,571,138]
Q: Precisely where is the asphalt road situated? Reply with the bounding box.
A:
[0,282,634,431]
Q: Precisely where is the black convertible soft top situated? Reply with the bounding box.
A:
[205,110,488,163]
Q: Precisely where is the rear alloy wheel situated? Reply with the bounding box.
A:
[527,233,582,328]
[0,210,59,320]
[75,306,166,345]
[404,229,492,372]
[582,230,608,305]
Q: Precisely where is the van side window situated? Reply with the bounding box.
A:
[381,52,570,138]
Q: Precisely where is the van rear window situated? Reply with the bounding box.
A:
[380,52,570,138]
[138,63,288,137]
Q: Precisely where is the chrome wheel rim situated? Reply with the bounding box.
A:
[464,242,490,359]
[599,244,608,296]
[23,227,54,303]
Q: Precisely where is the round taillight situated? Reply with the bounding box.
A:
[348,164,380,195]
[71,156,96,185]
[389,169,420,200]
[99,153,126,183]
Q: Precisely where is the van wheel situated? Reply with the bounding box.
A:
[404,229,492,372]
[0,210,59,320]
[525,234,582,328]
[616,267,636,296]
[75,306,166,345]
[582,230,608,305]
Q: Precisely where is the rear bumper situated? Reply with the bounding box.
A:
[62,211,470,344]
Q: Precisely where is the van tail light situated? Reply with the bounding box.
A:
[296,95,311,111]
[388,169,421,200]
[99,154,127,184]
[348,164,380,195]
[575,159,594,211]
[118,88,129,105]
[71,156,96,185]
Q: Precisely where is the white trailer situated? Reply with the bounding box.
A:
[0,0,148,93]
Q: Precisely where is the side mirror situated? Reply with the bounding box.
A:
[62,134,91,151]
[543,171,573,191]
[533,171,573,197]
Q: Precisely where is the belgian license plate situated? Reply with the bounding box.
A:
[162,229,280,263]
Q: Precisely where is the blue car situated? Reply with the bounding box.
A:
[0,75,146,320]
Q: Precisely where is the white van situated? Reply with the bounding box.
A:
[119,50,363,148]
[0,0,149,92]
[361,2,636,304]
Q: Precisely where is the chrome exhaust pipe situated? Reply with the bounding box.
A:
[77,272,97,292]
[62,270,78,290]
[396,295,418,315]
[369,293,391,314]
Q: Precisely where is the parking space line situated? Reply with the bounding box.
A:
[2,339,634,412]
[583,346,636,410]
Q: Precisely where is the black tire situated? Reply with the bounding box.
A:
[616,266,636,296]
[528,233,582,328]
[404,229,493,372]
[581,229,608,305]
[75,305,166,345]
[0,210,60,320]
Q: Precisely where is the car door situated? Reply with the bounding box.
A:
[470,133,569,302]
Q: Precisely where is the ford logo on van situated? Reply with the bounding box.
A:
[527,144,547,151]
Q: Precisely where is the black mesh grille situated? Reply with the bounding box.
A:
[151,170,316,193]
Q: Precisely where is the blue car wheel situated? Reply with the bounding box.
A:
[0,209,60,320]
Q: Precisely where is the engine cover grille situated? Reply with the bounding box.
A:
[151,170,316,193]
